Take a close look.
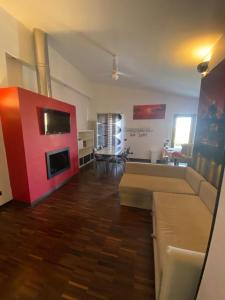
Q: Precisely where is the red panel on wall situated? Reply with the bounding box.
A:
[133,104,166,120]
[0,87,79,204]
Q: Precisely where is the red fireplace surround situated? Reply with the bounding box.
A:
[0,87,79,204]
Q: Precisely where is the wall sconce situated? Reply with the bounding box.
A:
[197,61,209,77]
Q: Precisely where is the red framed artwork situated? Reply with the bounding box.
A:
[133,104,166,120]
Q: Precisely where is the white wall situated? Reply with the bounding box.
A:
[197,34,225,300]
[6,55,23,87]
[48,43,93,99]
[0,8,34,87]
[48,41,92,131]
[21,56,92,131]
[22,64,38,92]
[0,8,93,204]
[91,84,198,159]
[51,79,90,131]
[0,8,34,205]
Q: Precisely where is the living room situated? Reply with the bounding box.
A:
[0,1,225,300]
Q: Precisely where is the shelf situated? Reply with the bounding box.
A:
[79,153,94,168]
[79,151,93,155]
[79,146,93,151]
[79,130,94,133]
[79,159,94,168]
[78,130,94,159]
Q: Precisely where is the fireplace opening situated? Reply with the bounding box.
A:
[46,148,70,179]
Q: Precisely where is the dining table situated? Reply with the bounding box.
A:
[161,147,182,164]
[95,147,123,156]
[95,147,124,174]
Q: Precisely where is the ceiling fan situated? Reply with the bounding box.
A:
[111,55,132,80]
[75,33,132,81]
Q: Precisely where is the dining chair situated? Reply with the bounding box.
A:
[94,149,108,174]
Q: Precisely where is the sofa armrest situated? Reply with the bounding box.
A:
[159,246,205,300]
[125,162,186,178]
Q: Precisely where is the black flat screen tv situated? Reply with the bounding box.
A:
[42,108,70,134]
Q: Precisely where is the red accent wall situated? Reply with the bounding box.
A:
[0,87,79,204]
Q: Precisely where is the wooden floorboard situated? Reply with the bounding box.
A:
[0,164,155,299]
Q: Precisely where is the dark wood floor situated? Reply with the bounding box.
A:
[0,163,155,300]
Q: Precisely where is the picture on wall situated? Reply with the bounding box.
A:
[192,60,225,188]
[193,59,225,165]
[133,104,166,120]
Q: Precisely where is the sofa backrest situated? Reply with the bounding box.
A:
[185,167,205,195]
[125,162,186,178]
[199,181,217,214]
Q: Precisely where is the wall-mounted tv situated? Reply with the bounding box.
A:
[42,108,70,134]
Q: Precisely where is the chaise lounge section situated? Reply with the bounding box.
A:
[153,181,216,299]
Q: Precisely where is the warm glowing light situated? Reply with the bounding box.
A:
[175,34,222,66]
[193,46,212,62]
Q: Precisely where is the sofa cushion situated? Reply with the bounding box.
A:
[185,167,205,194]
[153,192,212,273]
[119,173,195,195]
[199,181,217,214]
[125,162,186,178]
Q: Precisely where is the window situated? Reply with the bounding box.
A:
[172,115,196,148]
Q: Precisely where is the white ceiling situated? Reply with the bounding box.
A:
[1,0,225,97]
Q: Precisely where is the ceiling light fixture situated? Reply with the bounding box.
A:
[197,61,209,77]
[196,46,212,77]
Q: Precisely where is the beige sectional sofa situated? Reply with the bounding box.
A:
[119,163,205,209]
[119,162,217,300]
